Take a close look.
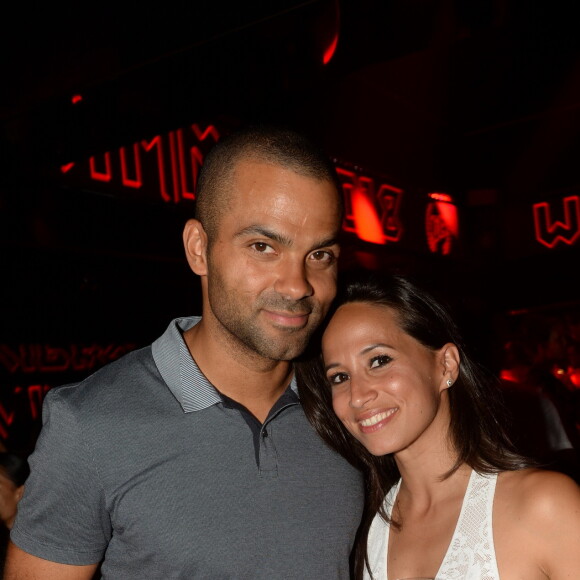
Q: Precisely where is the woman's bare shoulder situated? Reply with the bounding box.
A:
[495,469,580,578]
[498,469,580,511]
[498,468,580,517]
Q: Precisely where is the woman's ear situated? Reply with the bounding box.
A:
[183,219,208,276]
[439,343,460,392]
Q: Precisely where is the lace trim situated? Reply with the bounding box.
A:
[370,470,501,580]
[435,470,500,579]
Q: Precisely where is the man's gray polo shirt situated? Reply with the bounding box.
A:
[12,317,364,579]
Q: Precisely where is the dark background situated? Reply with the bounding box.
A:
[1,0,579,453]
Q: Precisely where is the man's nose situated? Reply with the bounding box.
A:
[273,258,313,301]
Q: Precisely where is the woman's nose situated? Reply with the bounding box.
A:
[349,376,377,409]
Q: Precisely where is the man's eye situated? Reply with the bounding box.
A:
[251,242,274,253]
[370,355,390,369]
[309,250,334,262]
[328,372,349,385]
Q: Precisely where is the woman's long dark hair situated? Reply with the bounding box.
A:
[296,270,532,579]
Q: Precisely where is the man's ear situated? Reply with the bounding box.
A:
[183,219,208,276]
[438,343,460,392]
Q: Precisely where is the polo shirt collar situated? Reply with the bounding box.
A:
[152,316,299,413]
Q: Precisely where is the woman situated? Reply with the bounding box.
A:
[297,271,580,579]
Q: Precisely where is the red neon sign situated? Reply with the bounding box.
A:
[0,403,15,440]
[337,167,404,245]
[323,32,339,65]
[26,384,51,420]
[0,343,137,374]
[428,192,453,203]
[533,195,580,248]
[425,193,459,256]
[63,124,220,204]
[0,343,136,443]
[60,124,466,253]
[0,384,52,440]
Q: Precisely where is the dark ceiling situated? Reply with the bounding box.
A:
[3,0,580,190]
[2,0,579,191]
[1,0,579,320]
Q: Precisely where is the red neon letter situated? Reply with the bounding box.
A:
[89,152,112,182]
[177,124,221,202]
[26,385,50,421]
[336,167,357,233]
[141,136,171,202]
[352,176,385,244]
[0,401,16,439]
[120,143,143,188]
[377,184,404,243]
[425,200,458,255]
[191,123,220,142]
[177,129,200,201]
[533,195,580,248]
[168,131,182,203]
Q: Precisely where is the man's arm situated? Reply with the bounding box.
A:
[3,542,98,580]
[8,388,110,576]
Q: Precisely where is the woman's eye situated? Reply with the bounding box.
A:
[370,355,390,369]
[328,372,349,385]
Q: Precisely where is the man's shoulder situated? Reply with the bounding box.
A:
[47,344,158,409]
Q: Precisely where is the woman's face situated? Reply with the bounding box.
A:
[322,301,457,457]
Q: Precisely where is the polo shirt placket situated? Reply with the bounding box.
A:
[159,317,301,479]
[259,396,299,477]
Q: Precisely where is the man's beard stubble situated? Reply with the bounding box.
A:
[207,282,320,362]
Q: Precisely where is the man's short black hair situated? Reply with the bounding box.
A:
[194,124,343,242]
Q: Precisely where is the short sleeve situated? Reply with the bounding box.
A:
[10,386,111,565]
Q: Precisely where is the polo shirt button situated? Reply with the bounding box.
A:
[262,428,268,437]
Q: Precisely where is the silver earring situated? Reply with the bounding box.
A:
[446,379,453,387]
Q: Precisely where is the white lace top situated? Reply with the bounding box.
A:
[364,469,500,579]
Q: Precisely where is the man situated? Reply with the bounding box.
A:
[5,126,364,579]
